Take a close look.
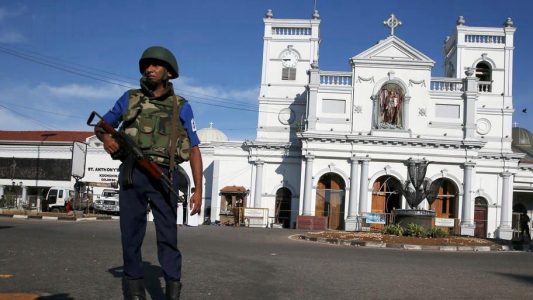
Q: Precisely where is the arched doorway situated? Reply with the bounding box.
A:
[372,175,402,213]
[371,175,402,228]
[430,178,458,219]
[474,197,488,238]
[315,173,345,230]
[275,187,292,228]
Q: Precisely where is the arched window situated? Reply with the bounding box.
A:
[475,62,491,81]
[475,62,492,92]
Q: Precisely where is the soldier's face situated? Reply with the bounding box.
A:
[144,63,170,84]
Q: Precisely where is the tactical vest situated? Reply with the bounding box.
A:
[121,89,191,166]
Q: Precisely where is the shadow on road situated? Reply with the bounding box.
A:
[108,262,165,300]
[492,272,533,284]
[37,294,74,300]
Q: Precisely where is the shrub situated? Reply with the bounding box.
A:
[427,227,449,238]
[381,224,404,236]
[405,223,426,238]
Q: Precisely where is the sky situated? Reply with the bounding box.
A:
[0,0,531,140]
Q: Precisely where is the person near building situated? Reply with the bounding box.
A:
[520,212,531,241]
[95,46,203,300]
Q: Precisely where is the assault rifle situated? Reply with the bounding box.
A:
[87,111,183,202]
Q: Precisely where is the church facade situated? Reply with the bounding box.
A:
[202,10,531,240]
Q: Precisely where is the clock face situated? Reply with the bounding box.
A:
[278,108,295,125]
[280,50,299,68]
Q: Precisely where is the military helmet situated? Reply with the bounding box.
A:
[139,46,179,79]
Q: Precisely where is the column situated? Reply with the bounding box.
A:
[496,172,514,240]
[0,185,4,198]
[345,157,360,231]
[348,157,360,217]
[253,161,264,208]
[302,155,314,216]
[210,160,220,222]
[358,159,370,214]
[460,162,475,236]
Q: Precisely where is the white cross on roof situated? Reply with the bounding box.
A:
[384,14,402,36]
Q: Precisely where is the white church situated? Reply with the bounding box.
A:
[1,10,532,240]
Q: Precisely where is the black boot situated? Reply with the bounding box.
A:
[165,280,182,300]
[126,278,146,300]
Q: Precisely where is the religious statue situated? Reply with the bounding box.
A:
[378,83,404,129]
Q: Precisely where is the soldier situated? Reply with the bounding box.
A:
[95,46,203,300]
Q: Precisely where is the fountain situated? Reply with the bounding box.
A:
[392,158,438,228]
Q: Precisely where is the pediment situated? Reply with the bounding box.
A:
[351,36,435,67]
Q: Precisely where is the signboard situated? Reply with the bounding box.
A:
[435,217,455,227]
[243,208,268,227]
[71,141,87,178]
[365,213,386,224]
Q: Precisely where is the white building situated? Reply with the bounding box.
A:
[1,11,532,240]
[198,11,533,240]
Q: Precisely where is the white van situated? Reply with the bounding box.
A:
[45,187,74,212]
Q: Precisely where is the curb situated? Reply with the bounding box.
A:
[296,234,511,252]
[0,213,118,222]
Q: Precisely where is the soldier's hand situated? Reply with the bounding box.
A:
[102,134,120,154]
[189,191,202,216]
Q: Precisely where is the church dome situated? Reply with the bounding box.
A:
[512,127,533,146]
[512,127,533,162]
[197,123,228,143]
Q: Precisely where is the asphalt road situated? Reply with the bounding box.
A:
[0,218,532,299]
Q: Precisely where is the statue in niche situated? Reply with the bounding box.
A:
[378,83,404,129]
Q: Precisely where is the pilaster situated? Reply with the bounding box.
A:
[302,155,315,216]
[345,156,360,231]
[460,162,476,236]
[496,171,514,240]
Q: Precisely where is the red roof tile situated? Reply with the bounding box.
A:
[220,185,248,194]
[0,131,94,142]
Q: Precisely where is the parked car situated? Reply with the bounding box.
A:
[94,189,120,215]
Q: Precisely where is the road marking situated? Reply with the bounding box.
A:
[0,293,39,300]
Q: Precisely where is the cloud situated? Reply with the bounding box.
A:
[0,31,26,43]
[174,77,259,105]
[0,79,260,134]
[37,83,124,100]
[0,6,28,44]
[0,6,26,22]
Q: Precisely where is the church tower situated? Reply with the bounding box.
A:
[443,16,516,152]
[444,16,515,96]
[255,9,321,143]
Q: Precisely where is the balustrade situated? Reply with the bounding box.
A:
[272,27,311,36]
[320,73,352,86]
[430,78,463,92]
[478,81,492,93]
[465,34,505,44]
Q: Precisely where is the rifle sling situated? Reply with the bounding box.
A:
[168,95,180,179]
